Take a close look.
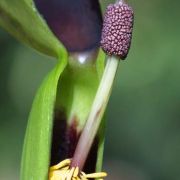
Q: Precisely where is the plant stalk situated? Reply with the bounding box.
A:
[71,56,119,170]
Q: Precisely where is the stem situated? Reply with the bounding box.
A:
[71,56,119,169]
[116,0,124,4]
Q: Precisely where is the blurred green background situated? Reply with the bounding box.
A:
[1,0,180,179]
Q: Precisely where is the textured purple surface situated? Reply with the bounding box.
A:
[101,1,134,59]
[35,0,102,52]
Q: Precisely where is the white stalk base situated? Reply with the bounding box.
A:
[71,56,119,169]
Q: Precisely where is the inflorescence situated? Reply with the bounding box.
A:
[101,0,134,59]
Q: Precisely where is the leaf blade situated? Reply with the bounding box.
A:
[0,0,64,57]
[21,52,67,180]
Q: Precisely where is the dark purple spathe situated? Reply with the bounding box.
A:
[101,1,134,60]
[35,0,102,52]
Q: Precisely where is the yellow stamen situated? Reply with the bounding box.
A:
[85,172,107,178]
[67,167,75,180]
[73,167,79,177]
[80,175,88,180]
[49,159,107,180]
[50,159,71,171]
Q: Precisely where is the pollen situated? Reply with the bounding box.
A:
[101,0,134,59]
[49,159,107,180]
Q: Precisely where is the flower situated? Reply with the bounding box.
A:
[0,1,109,180]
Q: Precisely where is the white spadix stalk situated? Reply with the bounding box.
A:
[71,56,119,169]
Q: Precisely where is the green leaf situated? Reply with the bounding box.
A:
[0,0,65,57]
[96,117,106,172]
[20,51,67,180]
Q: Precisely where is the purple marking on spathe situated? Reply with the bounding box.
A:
[51,109,98,173]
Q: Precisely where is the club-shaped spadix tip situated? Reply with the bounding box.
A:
[101,1,134,60]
